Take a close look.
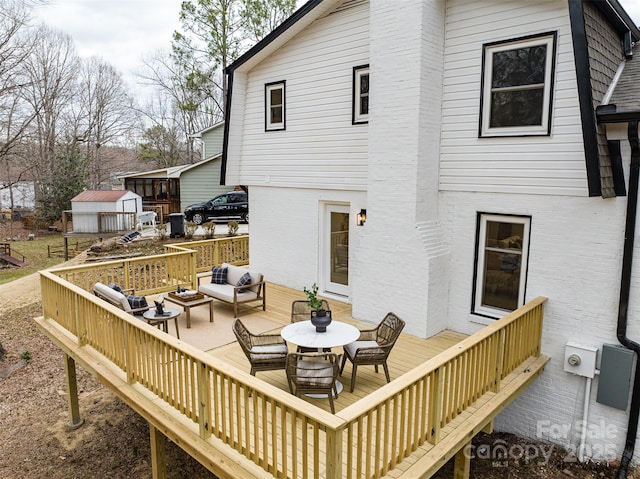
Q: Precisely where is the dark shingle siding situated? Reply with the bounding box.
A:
[584,2,624,198]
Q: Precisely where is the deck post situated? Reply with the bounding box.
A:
[197,362,211,438]
[191,250,198,290]
[453,440,471,479]
[428,367,444,444]
[492,329,506,392]
[149,423,167,479]
[63,354,84,429]
[213,242,220,267]
[325,427,342,479]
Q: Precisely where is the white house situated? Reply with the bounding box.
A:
[70,190,142,233]
[0,181,35,210]
[223,0,640,471]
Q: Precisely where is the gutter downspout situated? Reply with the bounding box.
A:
[617,120,640,479]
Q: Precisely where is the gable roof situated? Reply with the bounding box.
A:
[222,0,640,192]
[71,190,134,203]
[118,155,222,181]
[189,121,225,138]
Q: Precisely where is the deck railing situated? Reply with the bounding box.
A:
[40,250,545,479]
[164,235,249,273]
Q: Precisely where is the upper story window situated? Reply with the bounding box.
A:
[265,81,285,131]
[352,65,369,124]
[472,213,531,319]
[479,32,556,137]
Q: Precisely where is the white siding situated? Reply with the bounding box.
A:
[230,1,369,190]
[439,0,589,196]
[440,187,634,461]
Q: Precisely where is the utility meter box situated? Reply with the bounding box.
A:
[596,343,634,411]
[563,342,598,378]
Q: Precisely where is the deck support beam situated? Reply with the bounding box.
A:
[453,440,471,479]
[150,423,167,479]
[64,353,84,429]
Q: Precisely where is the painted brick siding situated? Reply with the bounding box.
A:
[439,0,590,196]
[353,0,449,338]
[246,185,366,295]
[440,186,637,460]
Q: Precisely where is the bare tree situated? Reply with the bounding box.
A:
[67,57,139,187]
[20,24,79,198]
[0,0,40,231]
[137,50,217,165]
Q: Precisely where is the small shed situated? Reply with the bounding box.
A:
[70,190,141,233]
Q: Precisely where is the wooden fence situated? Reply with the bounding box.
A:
[40,247,546,479]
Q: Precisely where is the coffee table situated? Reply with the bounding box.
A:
[142,308,180,339]
[163,294,214,328]
[281,320,360,396]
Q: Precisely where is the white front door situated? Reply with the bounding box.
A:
[322,204,350,297]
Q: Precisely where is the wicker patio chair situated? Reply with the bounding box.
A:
[339,312,406,392]
[232,318,288,376]
[286,352,340,414]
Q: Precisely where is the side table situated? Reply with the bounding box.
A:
[142,308,180,339]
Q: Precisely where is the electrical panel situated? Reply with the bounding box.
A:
[596,343,634,411]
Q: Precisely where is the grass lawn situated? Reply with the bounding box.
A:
[0,235,95,285]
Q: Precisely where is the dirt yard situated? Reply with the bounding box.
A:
[0,240,638,478]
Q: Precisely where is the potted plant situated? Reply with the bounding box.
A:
[303,283,332,332]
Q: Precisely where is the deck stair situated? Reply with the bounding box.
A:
[0,243,26,267]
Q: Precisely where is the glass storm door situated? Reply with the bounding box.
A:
[323,204,350,297]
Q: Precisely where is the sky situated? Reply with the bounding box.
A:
[33,0,640,99]
[34,0,184,97]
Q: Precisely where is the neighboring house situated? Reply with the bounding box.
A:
[70,190,141,233]
[120,156,226,218]
[224,0,640,468]
[190,121,225,163]
[0,181,35,210]
[122,122,229,217]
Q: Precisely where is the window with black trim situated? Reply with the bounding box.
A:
[472,213,530,318]
[352,65,369,124]
[479,32,556,137]
[265,81,285,131]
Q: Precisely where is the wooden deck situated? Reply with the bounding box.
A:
[208,284,468,414]
[36,240,549,479]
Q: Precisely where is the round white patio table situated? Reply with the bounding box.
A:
[281,320,360,396]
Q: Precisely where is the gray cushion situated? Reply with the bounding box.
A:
[223,263,262,293]
[344,340,381,357]
[296,359,334,386]
[199,283,258,303]
[250,344,288,362]
[94,282,130,311]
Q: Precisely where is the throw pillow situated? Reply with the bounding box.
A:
[108,283,124,293]
[236,272,252,293]
[211,266,228,284]
[126,294,148,310]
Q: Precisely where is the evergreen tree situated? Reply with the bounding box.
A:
[38,140,88,222]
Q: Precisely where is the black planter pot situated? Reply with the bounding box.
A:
[310,309,332,332]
